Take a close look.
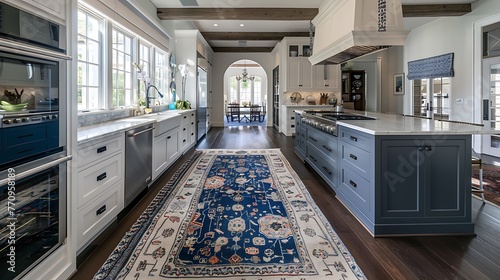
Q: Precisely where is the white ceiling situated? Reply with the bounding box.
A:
[151,0,477,48]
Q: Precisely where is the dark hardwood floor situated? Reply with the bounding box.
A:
[72,126,500,280]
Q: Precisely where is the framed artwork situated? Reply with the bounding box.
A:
[394,73,405,95]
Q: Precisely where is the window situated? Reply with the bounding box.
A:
[154,50,168,104]
[253,77,262,105]
[228,76,263,105]
[77,5,170,112]
[138,42,151,105]
[229,76,238,104]
[412,77,451,119]
[77,10,102,110]
[111,29,133,108]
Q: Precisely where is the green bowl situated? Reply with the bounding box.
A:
[0,102,28,111]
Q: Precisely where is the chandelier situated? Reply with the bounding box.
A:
[235,60,255,82]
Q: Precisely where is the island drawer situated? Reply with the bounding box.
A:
[307,144,338,188]
[77,134,124,168]
[307,127,338,162]
[340,166,370,215]
[340,143,371,179]
[77,153,123,208]
[339,127,372,152]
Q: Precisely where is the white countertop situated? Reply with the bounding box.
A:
[298,110,499,135]
[77,111,184,143]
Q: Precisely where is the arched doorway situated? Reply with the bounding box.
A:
[223,59,268,127]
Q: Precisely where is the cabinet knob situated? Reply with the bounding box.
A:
[425,145,433,151]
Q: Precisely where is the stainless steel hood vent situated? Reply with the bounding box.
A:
[309,0,409,65]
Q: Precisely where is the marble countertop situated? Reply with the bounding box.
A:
[297,110,499,135]
[77,111,183,143]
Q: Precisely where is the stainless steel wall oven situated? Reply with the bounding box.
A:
[0,1,70,279]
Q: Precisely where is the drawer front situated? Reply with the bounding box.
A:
[3,125,47,147]
[77,134,123,168]
[180,112,190,124]
[77,153,123,208]
[339,127,371,152]
[307,127,338,161]
[340,166,370,215]
[307,145,337,187]
[341,143,370,179]
[77,183,123,249]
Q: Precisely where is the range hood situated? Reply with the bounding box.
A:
[309,0,409,65]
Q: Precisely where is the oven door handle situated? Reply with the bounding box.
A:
[0,156,72,185]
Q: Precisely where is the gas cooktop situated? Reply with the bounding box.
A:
[321,114,376,121]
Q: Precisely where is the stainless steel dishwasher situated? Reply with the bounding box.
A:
[125,124,153,206]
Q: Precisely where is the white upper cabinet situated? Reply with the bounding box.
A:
[313,64,341,91]
[3,0,66,24]
[280,37,341,92]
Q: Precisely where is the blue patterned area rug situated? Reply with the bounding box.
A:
[94,149,366,279]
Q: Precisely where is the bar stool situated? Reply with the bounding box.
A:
[471,150,485,203]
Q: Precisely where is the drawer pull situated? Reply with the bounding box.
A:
[97,172,107,181]
[349,154,358,160]
[425,145,433,151]
[183,128,187,131]
[309,155,317,162]
[322,166,332,175]
[309,136,318,142]
[97,146,107,153]
[17,134,34,139]
[350,136,358,142]
[322,145,332,152]
[167,136,171,139]
[349,180,357,188]
[183,139,187,143]
[291,116,295,120]
[183,116,187,119]
[96,205,107,216]
[17,148,34,154]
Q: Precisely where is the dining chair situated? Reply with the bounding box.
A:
[228,104,240,122]
[259,102,267,122]
[250,105,261,122]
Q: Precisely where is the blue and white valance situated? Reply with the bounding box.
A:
[407,53,454,80]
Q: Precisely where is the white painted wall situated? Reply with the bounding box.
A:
[211,53,274,127]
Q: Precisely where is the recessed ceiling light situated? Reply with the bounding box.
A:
[213,23,218,27]
[240,24,244,27]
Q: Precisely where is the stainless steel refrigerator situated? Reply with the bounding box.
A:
[197,66,207,140]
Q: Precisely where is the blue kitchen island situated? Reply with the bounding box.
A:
[295,110,498,236]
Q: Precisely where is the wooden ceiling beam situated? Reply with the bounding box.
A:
[212,47,274,53]
[157,5,472,21]
[201,32,310,41]
[402,4,472,17]
[157,8,318,20]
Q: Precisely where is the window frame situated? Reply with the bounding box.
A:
[77,5,170,113]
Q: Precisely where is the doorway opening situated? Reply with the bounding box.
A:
[224,59,268,127]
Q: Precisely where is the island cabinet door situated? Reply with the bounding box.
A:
[378,138,471,222]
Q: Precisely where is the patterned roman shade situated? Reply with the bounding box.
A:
[407,53,454,80]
